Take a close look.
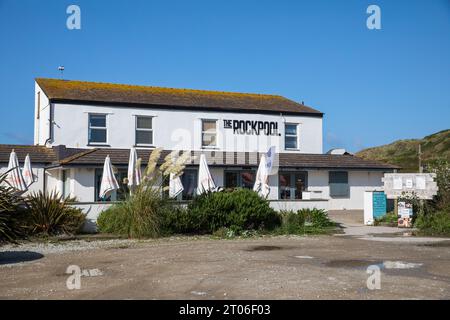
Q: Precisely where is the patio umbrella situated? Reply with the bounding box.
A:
[253,153,270,198]
[99,155,119,199]
[197,153,216,195]
[127,147,142,191]
[4,149,27,192]
[169,173,184,198]
[22,154,35,187]
[266,146,276,175]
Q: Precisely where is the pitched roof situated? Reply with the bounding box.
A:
[35,78,323,116]
[0,145,399,170]
[55,148,399,170]
[0,145,57,164]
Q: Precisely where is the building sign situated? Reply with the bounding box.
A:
[223,120,280,136]
[382,173,438,200]
[372,191,387,219]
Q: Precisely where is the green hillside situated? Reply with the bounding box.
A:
[356,129,450,172]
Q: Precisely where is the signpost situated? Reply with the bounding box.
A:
[382,173,438,200]
[382,173,438,228]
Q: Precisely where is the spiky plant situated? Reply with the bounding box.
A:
[0,171,27,243]
[25,190,86,235]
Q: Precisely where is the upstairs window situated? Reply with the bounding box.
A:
[329,171,350,198]
[88,114,107,144]
[135,116,153,146]
[285,123,298,150]
[201,119,217,148]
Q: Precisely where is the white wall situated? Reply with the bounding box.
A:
[0,165,45,196]
[34,83,51,146]
[72,168,96,202]
[49,101,323,154]
[269,200,329,211]
[308,170,385,210]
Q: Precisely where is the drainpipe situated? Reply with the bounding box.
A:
[44,103,53,147]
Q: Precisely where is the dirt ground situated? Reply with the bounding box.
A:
[1,232,449,300]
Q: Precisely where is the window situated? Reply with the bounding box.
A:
[201,119,217,148]
[88,114,107,144]
[329,171,350,198]
[285,123,298,150]
[95,168,129,201]
[224,170,256,189]
[279,172,308,199]
[181,169,198,200]
[62,170,70,199]
[135,116,153,145]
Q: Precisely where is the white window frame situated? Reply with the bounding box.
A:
[135,116,154,147]
[88,113,108,145]
[201,119,218,149]
[285,123,299,150]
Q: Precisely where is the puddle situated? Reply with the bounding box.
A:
[382,261,422,269]
[325,259,380,269]
[418,241,450,248]
[294,256,314,259]
[325,259,422,270]
[191,291,207,296]
[247,246,283,251]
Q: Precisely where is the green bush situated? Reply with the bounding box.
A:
[97,186,170,238]
[25,191,86,236]
[184,189,281,234]
[414,210,450,236]
[0,172,27,243]
[374,211,398,226]
[159,205,191,235]
[277,208,335,235]
[279,210,304,234]
[298,208,335,228]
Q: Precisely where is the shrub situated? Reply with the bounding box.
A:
[0,172,27,243]
[185,188,281,234]
[414,210,450,236]
[298,208,335,228]
[374,211,398,226]
[279,210,305,234]
[25,191,86,236]
[159,205,192,235]
[277,208,335,235]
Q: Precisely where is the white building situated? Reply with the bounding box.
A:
[1,78,398,226]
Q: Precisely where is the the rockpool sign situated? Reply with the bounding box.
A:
[223,120,280,136]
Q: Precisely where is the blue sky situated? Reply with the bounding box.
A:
[0,0,449,152]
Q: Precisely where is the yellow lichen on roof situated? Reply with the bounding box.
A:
[36,78,284,100]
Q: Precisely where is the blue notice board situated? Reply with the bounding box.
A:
[373,192,387,218]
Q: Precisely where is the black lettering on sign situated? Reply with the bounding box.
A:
[226,119,279,136]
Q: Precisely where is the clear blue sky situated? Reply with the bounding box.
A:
[0,0,449,152]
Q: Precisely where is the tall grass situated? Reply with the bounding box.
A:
[97,148,190,238]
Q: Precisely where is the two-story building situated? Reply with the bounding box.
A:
[0,78,398,224]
